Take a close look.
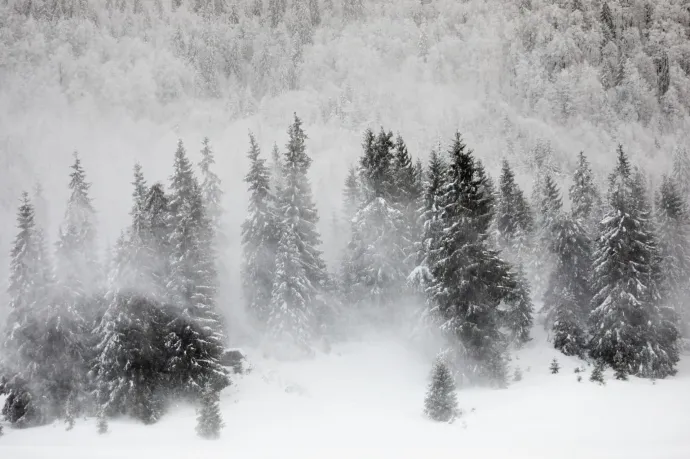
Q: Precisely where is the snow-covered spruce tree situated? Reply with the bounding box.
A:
[165,140,229,395]
[426,133,513,386]
[632,169,680,377]
[543,213,593,356]
[142,182,172,301]
[123,164,151,286]
[496,159,533,263]
[391,134,423,270]
[268,115,328,356]
[198,137,226,268]
[47,153,101,420]
[538,175,563,242]
[64,391,75,430]
[589,146,679,379]
[241,133,278,327]
[269,142,283,192]
[569,152,601,234]
[55,152,101,298]
[1,193,52,426]
[268,229,317,355]
[530,174,563,303]
[196,385,223,439]
[97,409,108,434]
[590,363,605,385]
[93,291,167,424]
[92,179,169,425]
[32,182,49,235]
[409,149,446,294]
[671,147,690,200]
[342,165,361,228]
[501,264,534,347]
[655,175,690,337]
[341,129,406,313]
[423,355,458,422]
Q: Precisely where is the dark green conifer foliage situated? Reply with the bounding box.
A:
[65,392,75,431]
[549,358,560,374]
[165,139,229,395]
[97,410,108,434]
[601,2,615,42]
[242,133,278,327]
[426,133,514,385]
[569,152,601,233]
[589,146,679,379]
[539,174,563,240]
[198,137,225,250]
[614,363,628,381]
[655,175,690,337]
[496,159,533,252]
[544,213,592,356]
[1,193,49,427]
[410,149,446,294]
[657,52,670,98]
[342,165,361,226]
[590,364,605,384]
[391,134,422,269]
[141,182,171,301]
[50,153,101,420]
[268,115,328,354]
[341,128,410,318]
[423,357,458,422]
[196,386,223,439]
[502,265,534,347]
[671,147,690,199]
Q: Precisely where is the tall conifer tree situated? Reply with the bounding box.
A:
[342,129,409,317]
[410,149,446,292]
[569,152,601,233]
[544,213,593,356]
[426,133,513,386]
[496,159,533,262]
[166,140,228,395]
[589,146,679,378]
[242,133,278,326]
[268,115,328,355]
[656,176,690,337]
[1,193,50,426]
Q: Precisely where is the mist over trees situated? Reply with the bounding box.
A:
[2,140,229,428]
[1,0,690,437]
[1,105,689,433]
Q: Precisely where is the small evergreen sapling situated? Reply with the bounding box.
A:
[65,396,75,431]
[97,411,108,434]
[590,364,605,385]
[614,368,628,381]
[424,357,458,422]
[196,387,224,439]
[549,358,560,374]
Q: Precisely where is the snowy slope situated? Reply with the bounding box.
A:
[2,326,689,459]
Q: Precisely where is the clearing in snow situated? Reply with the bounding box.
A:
[2,328,689,459]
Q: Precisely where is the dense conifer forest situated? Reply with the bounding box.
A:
[1,0,690,450]
[2,113,688,431]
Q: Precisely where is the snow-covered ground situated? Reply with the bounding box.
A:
[2,328,689,458]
